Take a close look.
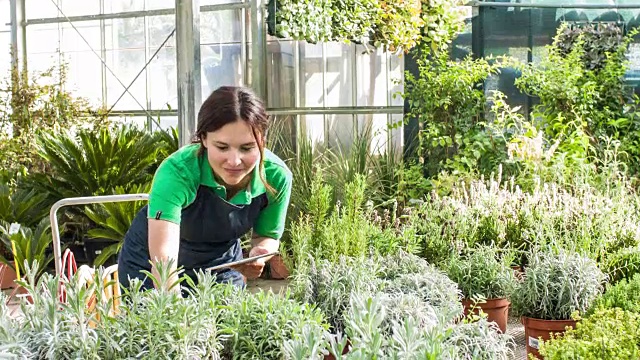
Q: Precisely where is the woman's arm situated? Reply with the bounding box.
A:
[230,235,279,279]
[148,218,181,291]
[250,235,279,259]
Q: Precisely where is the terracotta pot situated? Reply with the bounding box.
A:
[269,255,290,279]
[521,316,577,359]
[0,262,17,290]
[324,338,351,360]
[462,298,510,333]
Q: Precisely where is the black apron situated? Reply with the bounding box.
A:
[117,185,268,290]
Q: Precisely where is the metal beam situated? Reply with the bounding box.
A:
[25,3,249,25]
[176,0,202,147]
[251,0,266,98]
[269,106,404,115]
[94,106,404,118]
[466,1,640,9]
[9,0,26,74]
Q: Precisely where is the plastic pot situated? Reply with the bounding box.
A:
[521,316,577,359]
[268,254,290,279]
[462,297,510,333]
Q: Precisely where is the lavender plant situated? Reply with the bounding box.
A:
[379,251,463,322]
[0,292,29,357]
[511,249,606,320]
[444,245,517,300]
[3,259,229,359]
[285,293,514,360]
[415,167,640,262]
[219,289,329,360]
[289,255,382,333]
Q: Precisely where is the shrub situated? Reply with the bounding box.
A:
[539,308,640,360]
[511,250,605,320]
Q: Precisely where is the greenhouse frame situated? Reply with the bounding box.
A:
[4,1,640,359]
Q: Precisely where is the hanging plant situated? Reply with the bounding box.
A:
[266,0,466,54]
[330,0,381,44]
[373,0,424,54]
[420,0,466,53]
[267,0,333,44]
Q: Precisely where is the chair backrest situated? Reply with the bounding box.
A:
[102,264,121,311]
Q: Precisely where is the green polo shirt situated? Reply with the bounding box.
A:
[147,143,292,240]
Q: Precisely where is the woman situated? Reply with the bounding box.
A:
[117,86,292,291]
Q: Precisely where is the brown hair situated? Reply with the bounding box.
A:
[193,86,275,194]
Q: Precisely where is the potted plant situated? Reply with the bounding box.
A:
[0,183,51,288]
[445,245,518,333]
[0,219,53,285]
[511,249,606,359]
[267,253,290,279]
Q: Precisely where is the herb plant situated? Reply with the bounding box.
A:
[444,245,517,300]
[219,289,329,360]
[285,293,514,360]
[379,251,463,322]
[511,250,605,320]
[290,255,381,333]
[588,273,640,315]
[539,308,640,360]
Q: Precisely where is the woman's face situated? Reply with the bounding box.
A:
[202,120,262,188]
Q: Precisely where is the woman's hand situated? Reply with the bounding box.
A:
[230,246,271,280]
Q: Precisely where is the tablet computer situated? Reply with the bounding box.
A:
[205,251,280,272]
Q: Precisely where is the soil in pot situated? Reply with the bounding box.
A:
[462,298,510,333]
[0,262,17,290]
[521,316,577,360]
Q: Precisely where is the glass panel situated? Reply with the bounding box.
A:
[62,51,103,106]
[201,0,243,5]
[324,43,354,107]
[389,113,403,155]
[148,15,176,48]
[0,32,10,79]
[482,6,531,113]
[24,52,60,77]
[451,6,473,60]
[0,0,10,29]
[326,114,354,151]
[299,42,323,107]
[60,21,101,53]
[356,46,387,106]
[301,114,325,147]
[104,17,145,50]
[145,0,174,10]
[266,115,296,158]
[148,47,177,110]
[389,53,404,106]
[109,115,147,129]
[201,43,243,96]
[104,0,144,13]
[201,10,243,44]
[60,0,100,17]
[266,40,295,108]
[358,114,389,156]
[105,49,147,111]
[26,0,59,19]
[152,116,178,132]
[26,24,61,54]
